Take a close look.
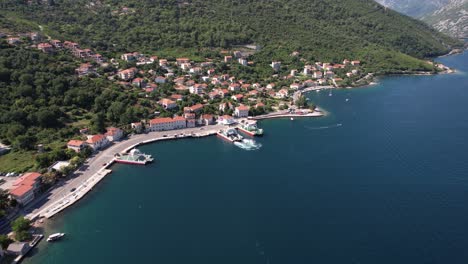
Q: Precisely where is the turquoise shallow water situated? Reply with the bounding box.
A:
[25,52,468,264]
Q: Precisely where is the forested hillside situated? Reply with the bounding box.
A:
[1,0,462,63]
[0,42,148,171]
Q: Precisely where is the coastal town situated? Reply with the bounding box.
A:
[0,30,453,262]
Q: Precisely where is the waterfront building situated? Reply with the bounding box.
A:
[199,114,215,126]
[9,172,42,205]
[105,127,124,142]
[218,115,236,125]
[235,105,250,118]
[7,242,29,256]
[131,122,143,133]
[86,134,110,150]
[148,117,187,131]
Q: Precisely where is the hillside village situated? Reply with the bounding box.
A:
[0,30,365,231]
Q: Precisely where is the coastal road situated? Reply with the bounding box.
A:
[25,124,227,219]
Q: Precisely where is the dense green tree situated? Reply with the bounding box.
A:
[11,216,31,241]
[0,234,13,249]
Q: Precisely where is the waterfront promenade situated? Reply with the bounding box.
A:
[25,124,226,220]
[24,109,325,220]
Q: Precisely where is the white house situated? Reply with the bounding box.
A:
[218,115,236,125]
[86,134,110,150]
[67,140,87,153]
[159,98,177,110]
[271,61,281,71]
[105,127,124,142]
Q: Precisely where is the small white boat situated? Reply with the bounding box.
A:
[290,117,294,121]
[345,98,349,102]
[47,233,65,242]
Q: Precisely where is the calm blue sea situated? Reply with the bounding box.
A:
[25,52,468,264]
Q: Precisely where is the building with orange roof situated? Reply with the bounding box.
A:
[235,105,250,118]
[159,98,177,110]
[199,114,215,126]
[105,127,124,142]
[67,140,87,152]
[10,172,42,205]
[148,117,187,131]
[86,134,110,151]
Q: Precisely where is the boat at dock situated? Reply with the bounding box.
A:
[114,149,154,165]
[238,121,263,136]
[47,233,65,242]
[217,128,243,142]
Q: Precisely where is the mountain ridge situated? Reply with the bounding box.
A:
[422,0,468,38]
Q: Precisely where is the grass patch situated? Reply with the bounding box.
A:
[0,150,36,173]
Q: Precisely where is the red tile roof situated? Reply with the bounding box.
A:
[10,172,42,197]
[87,134,106,144]
[150,117,173,125]
[236,105,250,111]
[67,140,85,147]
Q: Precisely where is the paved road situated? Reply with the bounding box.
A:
[25,125,226,219]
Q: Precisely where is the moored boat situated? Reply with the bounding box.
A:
[238,121,263,136]
[217,128,243,142]
[115,149,154,165]
[47,233,65,242]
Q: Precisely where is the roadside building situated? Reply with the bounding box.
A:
[7,242,29,255]
[234,105,250,118]
[105,127,124,142]
[67,140,87,152]
[9,172,42,205]
[199,114,215,126]
[148,117,187,131]
[217,115,236,125]
[86,134,110,151]
[131,122,143,133]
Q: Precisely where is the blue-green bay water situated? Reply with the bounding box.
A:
[26,53,468,263]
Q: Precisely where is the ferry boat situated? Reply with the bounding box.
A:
[47,233,65,242]
[114,149,154,165]
[217,128,243,142]
[238,121,263,136]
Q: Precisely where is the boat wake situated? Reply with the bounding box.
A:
[234,139,262,151]
[305,123,343,130]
